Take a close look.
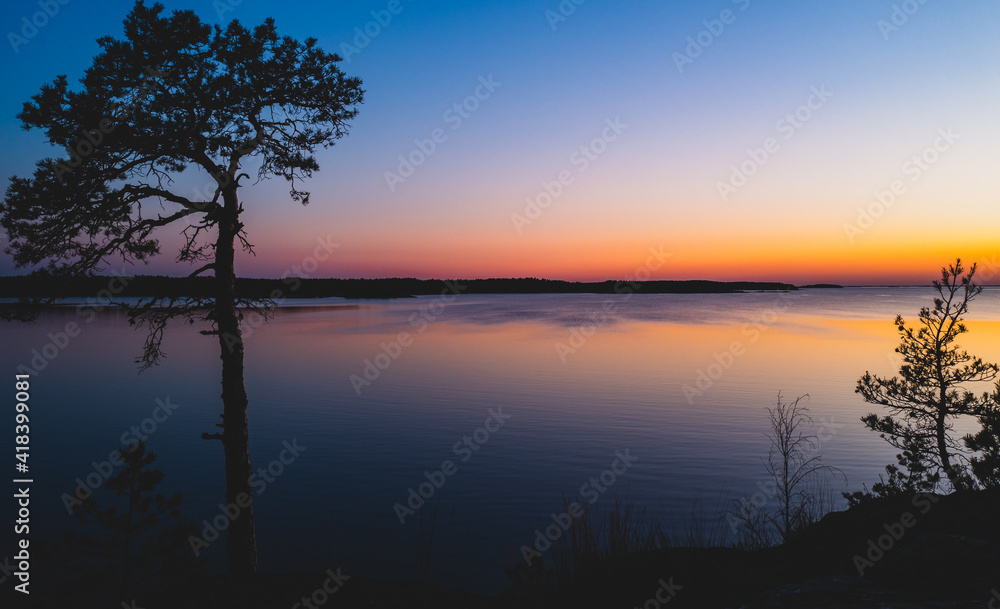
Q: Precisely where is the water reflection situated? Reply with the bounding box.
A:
[4,288,999,593]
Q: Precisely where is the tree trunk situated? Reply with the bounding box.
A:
[782,455,790,540]
[122,466,135,597]
[937,408,962,491]
[937,358,963,492]
[215,185,258,575]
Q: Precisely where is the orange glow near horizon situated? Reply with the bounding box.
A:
[242,221,998,285]
[3,2,1000,288]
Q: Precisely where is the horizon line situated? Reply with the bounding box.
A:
[3,273,997,289]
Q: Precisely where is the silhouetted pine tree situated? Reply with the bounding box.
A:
[1,1,364,574]
[40,440,202,604]
[856,259,998,492]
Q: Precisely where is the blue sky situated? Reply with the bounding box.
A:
[1,0,999,283]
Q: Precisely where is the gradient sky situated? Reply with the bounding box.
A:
[1,0,998,284]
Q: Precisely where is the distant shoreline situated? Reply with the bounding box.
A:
[0,275,826,300]
[4,276,993,301]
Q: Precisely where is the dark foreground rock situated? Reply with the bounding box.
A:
[738,575,989,609]
[508,489,1000,608]
[18,489,1000,608]
[25,572,517,609]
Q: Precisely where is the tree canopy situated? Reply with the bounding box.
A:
[2,0,363,278]
[857,260,999,491]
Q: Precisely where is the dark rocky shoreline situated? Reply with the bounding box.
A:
[24,489,999,608]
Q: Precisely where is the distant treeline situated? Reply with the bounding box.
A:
[0,275,808,300]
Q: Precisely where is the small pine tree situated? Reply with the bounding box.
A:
[857,259,999,492]
[49,440,202,603]
[843,439,940,507]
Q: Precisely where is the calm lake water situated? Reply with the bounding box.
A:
[3,287,1000,593]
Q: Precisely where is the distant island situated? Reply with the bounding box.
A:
[0,275,830,300]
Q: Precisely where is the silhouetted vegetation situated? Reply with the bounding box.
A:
[965,402,1000,488]
[0,0,364,575]
[729,394,844,548]
[37,441,202,605]
[500,386,1000,608]
[0,274,800,302]
[852,259,999,497]
[505,497,664,606]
